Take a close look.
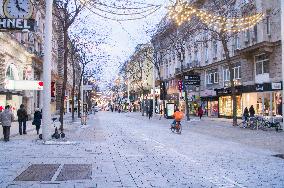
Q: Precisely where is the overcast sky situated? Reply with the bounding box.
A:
[77,0,171,90]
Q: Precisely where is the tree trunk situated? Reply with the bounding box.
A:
[77,83,81,118]
[59,28,69,131]
[71,55,76,121]
[221,38,237,126]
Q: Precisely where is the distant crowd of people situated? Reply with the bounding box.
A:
[0,104,42,142]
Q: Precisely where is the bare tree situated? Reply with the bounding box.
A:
[53,0,86,130]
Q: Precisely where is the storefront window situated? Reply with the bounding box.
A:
[219,96,242,117]
[208,101,218,117]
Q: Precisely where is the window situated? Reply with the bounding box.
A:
[255,54,269,75]
[214,72,219,83]
[266,16,271,35]
[213,41,217,58]
[207,72,219,84]
[253,25,258,42]
[205,47,209,62]
[207,73,214,84]
[233,66,241,80]
[6,65,14,80]
[234,35,240,49]
[224,69,230,81]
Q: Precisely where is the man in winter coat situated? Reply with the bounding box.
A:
[249,105,255,117]
[0,105,15,142]
[17,104,28,135]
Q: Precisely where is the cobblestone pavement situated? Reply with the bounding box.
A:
[0,112,284,188]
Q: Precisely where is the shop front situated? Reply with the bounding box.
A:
[201,96,219,117]
[215,86,243,118]
[241,82,282,116]
[215,82,282,118]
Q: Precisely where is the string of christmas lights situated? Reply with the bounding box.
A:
[168,1,265,32]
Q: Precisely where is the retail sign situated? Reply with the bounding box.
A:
[0,18,35,31]
[184,75,200,86]
[4,80,43,90]
[272,82,282,90]
[255,84,264,91]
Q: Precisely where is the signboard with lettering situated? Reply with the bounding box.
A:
[272,82,282,90]
[0,18,35,31]
[4,80,43,90]
[184,75,200,86]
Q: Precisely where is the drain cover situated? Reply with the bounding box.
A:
[272,154,284,159]
[56,164,92,181]
[14,164,60,181]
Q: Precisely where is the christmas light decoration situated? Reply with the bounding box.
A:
[168,0,265,32]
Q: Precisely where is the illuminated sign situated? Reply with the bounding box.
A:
[5,80,43,90]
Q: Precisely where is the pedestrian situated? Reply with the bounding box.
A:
[243,107,249,121]
[249,105,255,117]
[159,109,163,120]
[0,105,15,142]
[148,107,153,119]
[17,104,28,135]
[32,108,42,135]
[198,107,203,120]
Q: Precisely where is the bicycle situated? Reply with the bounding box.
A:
[170,121,182,134]
[257,117,283,132]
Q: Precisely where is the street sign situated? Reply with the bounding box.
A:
[83,85,93,91]
[4,80,43,90]
[184,75,200,86]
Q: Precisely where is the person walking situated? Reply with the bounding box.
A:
[0,105,15,142]
[148,107,153,120]
[33,108,42,135]
[243,107,249,121]
[17,104,28,135]
[249,105,255,117]
[198,107,204,120]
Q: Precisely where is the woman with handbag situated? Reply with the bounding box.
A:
[33,109,42,135]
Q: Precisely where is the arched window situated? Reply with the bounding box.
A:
[6,65,14,80]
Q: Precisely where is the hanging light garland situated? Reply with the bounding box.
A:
[168,0,265,32]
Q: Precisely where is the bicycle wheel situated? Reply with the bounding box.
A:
[176,124,182,134]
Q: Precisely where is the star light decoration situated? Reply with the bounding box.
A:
[168,0,265,33]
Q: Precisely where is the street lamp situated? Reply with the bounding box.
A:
[42,0,53,141]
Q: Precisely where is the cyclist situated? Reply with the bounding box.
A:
[171,108,184,128]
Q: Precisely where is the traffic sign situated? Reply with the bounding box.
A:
[83,85,93,91]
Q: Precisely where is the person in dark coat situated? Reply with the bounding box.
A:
[17,104,28,135]
[249,105,255,117]
[148,107,153,120]
[243,107,249,121]
[33,108,42,135]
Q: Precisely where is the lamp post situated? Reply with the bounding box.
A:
[282,0,284,117]
[42,0,53,141]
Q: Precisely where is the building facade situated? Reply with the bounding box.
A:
[152,0,282,118]
[0,1,80,117]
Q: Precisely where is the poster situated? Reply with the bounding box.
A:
[166,103,175,117]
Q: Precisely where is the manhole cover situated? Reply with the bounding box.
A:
[14,164,60,181]
[56,164,92,181]
[272,154,284,159]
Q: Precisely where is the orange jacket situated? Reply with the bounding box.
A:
[173,111,184,121]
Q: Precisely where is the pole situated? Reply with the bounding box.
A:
[81,76,84,117]
[281,0,284,117]
[152,64,156,115]
[42,0,53,141]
